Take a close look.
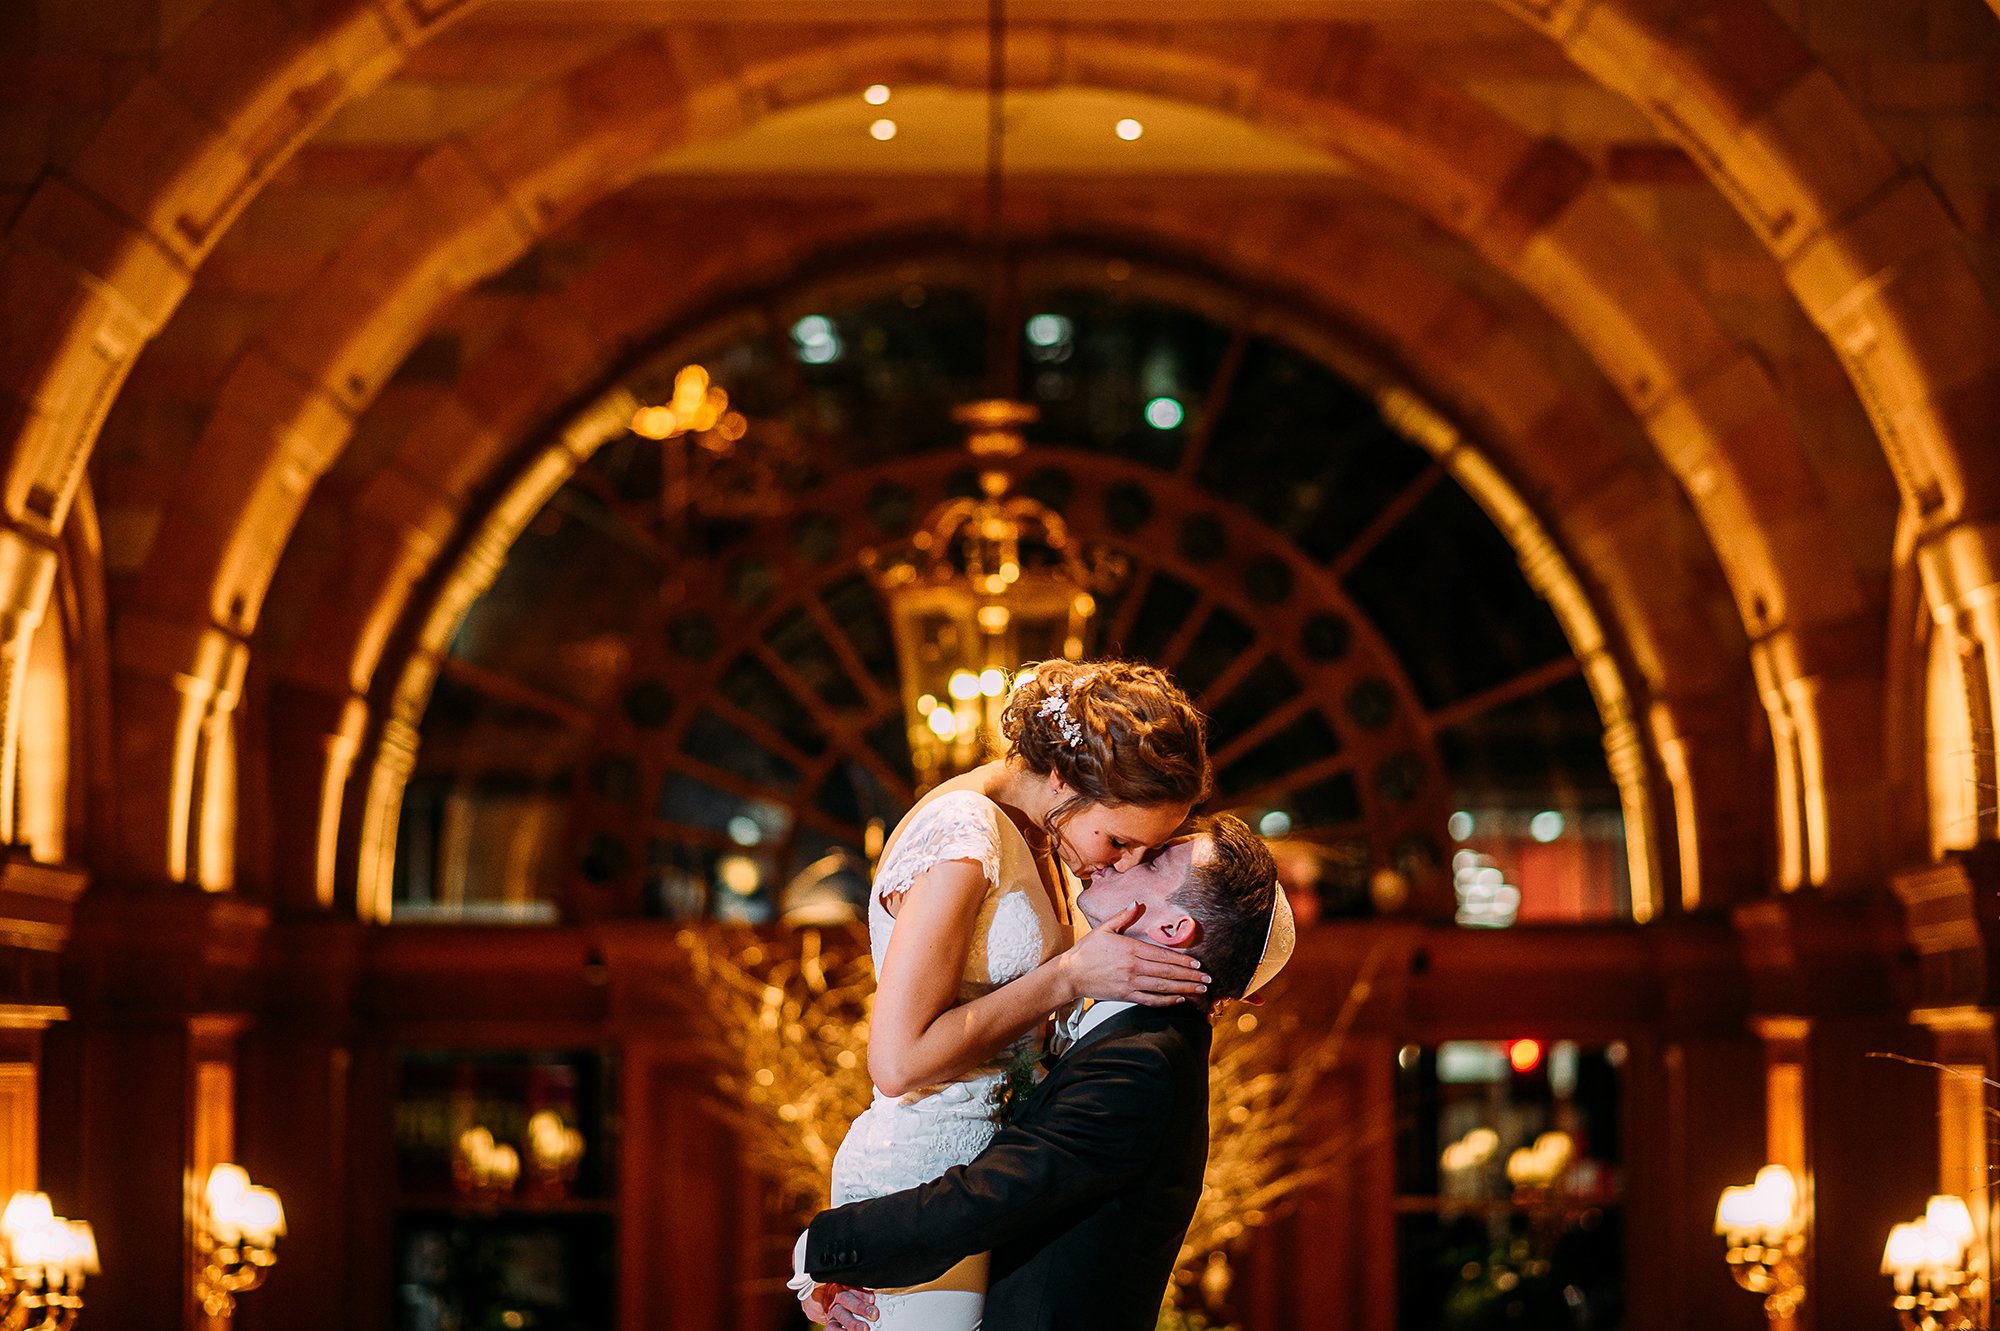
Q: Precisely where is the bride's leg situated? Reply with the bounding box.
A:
[866,1252,988,1331]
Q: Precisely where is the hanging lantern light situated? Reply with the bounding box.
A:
[864,400,1124,789]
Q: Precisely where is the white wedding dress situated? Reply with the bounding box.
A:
[828,789,1067,1330]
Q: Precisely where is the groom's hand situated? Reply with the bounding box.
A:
[801,1281,877,1328]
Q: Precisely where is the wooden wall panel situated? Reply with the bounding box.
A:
[0,1060,35,1195]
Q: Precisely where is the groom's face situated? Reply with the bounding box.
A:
[1076,835,1207,945]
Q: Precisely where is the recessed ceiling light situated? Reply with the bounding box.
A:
[1115,118,1143,141]
[870,118,897,141]
[865,84,891,105]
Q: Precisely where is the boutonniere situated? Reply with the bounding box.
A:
[994,1047,1043,1126]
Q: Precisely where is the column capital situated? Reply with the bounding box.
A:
[66,882,269,1018]
[0,856,88,1016]
[1891,845,2000,1011]
[1916,520,2000,620]
[1733,891,1910,1017]
[0,523,58,628]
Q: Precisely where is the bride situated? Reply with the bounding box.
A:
[825,658,1212,1330]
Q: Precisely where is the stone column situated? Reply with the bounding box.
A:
[1737,894,1933,1331]
[1917,524,2000,849]
[0,857,86,1199]
[109,609,250,887]
[40,885,267,1331]
[1894,847,2000,1329]
[0,525,59,848]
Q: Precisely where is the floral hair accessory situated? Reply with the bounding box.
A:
[1037,682,1085,749]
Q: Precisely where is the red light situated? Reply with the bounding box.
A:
[1508,1039,1543,1073]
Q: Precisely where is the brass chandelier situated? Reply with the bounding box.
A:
[862,0,1123,788]
[865,400,1123,788]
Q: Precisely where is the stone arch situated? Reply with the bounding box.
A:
[6,6,1970,891]
[120,25,1875,897]
[258,208,1760,921]
[5,0,1976,548]
[1501,0,2000,525]
[1497,0,2000,855]
[327,269,1682,925]
[0,0,476,538]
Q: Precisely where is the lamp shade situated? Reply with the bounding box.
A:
[239,1187,286,1247]
[205,1164,252,1245]
[1,1191,53,1243]
[1715,1185,1755,1238]
[1884,1220,1928,1278]
[1924,1194,1976,1254]
[1716,1166,1802,1244]
[64,1219,100,1277]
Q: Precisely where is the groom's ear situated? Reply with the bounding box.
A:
[1155,911,1198,949]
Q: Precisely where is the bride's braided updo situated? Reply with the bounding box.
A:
[1001,659,1211,833]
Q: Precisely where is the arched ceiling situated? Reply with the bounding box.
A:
[6,0,1993,904]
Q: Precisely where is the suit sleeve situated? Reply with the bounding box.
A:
[803,1036,1176,1290]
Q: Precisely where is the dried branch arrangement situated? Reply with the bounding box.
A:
[1169,944,1389,1316]
[676,925,877,1223]
[677,921,1387,1328]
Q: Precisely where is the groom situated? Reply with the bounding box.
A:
[796,813,1290,1331]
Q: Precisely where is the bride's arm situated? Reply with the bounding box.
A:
[868,862,1208,1097]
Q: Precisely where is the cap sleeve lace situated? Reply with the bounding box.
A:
[873,790,1008,912]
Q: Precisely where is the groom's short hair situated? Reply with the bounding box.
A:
[1171,814,1278,1001]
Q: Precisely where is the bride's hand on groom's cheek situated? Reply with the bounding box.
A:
[802,1282,877,1328]
[1057,903,1210,1006]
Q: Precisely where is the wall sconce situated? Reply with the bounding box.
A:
[1716,1164,1806,1320]
[194,1164,285,1318]
[1,1191,98,1325]
[1505,1131,1575,1198]
[524,1111,585,1200]
[452,1125,519,1205]
[1882,1195,1985,1331]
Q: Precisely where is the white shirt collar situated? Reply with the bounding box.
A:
[1072,998,1135,1043]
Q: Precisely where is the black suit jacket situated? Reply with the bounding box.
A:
[804,1002,1212,1331]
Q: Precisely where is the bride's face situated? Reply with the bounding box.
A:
[1077,835,1202,933]
[1051,797,1190,879]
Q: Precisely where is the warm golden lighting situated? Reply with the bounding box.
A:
[1168,949,1385,1321]
[1505,1131,1575,1193]
[869,118,897,141]
[864,83,890,105]
[1882,1194,1984,1331]
[1,1190,97,1325]
[863,400,1123,788]
[1440,1126,1501,1175]
[1715,1164,1806,1321]
[17,601,68,863]
[452,1126,520,1203]
[631,405,677,439]
[629,365,731,442]
[677,928,874,1221]
[524,1111,586,1199]
[195,1163,284,1318]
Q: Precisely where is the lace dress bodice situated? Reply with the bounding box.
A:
[831,789,1066,1205]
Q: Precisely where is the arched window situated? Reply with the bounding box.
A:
[387,252,1635,927]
